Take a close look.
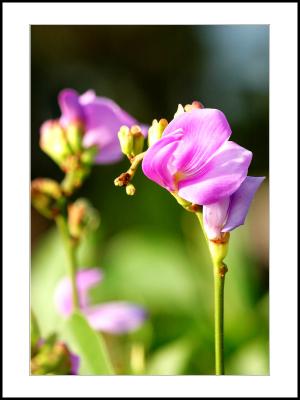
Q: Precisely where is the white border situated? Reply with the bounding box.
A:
[3,2,297,398]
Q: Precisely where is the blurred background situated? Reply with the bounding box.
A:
[31,25,269,375]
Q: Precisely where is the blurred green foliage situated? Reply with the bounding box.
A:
[61,311,114,375]
[31,25,269,375]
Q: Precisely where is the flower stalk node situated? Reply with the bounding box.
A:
[114,172,131,187]
[209,236,230,266]
[187,203,201,213]
[114,152,146,192]
[217,263,228,278]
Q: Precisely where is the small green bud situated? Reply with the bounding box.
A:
[148,119,168,147]
[130,125,145,156]
[126,183,136,196]
[40,120,72,166]
[118,125,145,158]
[31,178,63,218]
[174,104,185,118]
[184,100,204,112]
[68,198,100,240]
[118,126,132,156]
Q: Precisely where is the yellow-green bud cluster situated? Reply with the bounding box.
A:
[40,121,72,166]
[31,178,63,219]
[40,120,97,173]
[118,125,145,159]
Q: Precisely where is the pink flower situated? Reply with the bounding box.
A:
[58,89,147,164]
[54,268,147,334]
[142,108,264,239]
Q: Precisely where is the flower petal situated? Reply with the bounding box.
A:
[82,98,141,164]
[58,89,84,125]
[178,141,252,205]
[79,89,96,105]
[222,176,265,232]
[142,132,183,191]
[84,302,147,334]
[203,197,231,240]
[164,109,232,175]
[54,268,103,316]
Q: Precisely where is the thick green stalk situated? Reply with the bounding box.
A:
[195,210,227,375]
[55,214,80,310]
[213,261,227,375]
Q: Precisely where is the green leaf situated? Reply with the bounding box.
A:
[61,311,114,375]
[31,310,41,349]
[146,336,193,375]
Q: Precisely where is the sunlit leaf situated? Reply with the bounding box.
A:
[147,336,193,375]
[61,311,114,375]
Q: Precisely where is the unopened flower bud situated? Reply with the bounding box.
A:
[148,119,168,147]
[118,126,132,155]
[118,125,145,158]
[68,199,100,240]
[174,104,185,118]
[184,101,205,112]
[126,183,136,196]
[40,120,72,166]
[31,179,63,219]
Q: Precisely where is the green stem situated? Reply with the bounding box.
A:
[195,210,207,243]
[114,152,146,187]
[213,261,227,375]
[194,210,227,375]
[128,151,146,176]
[55,215,80,310]
[61,171,77,195]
